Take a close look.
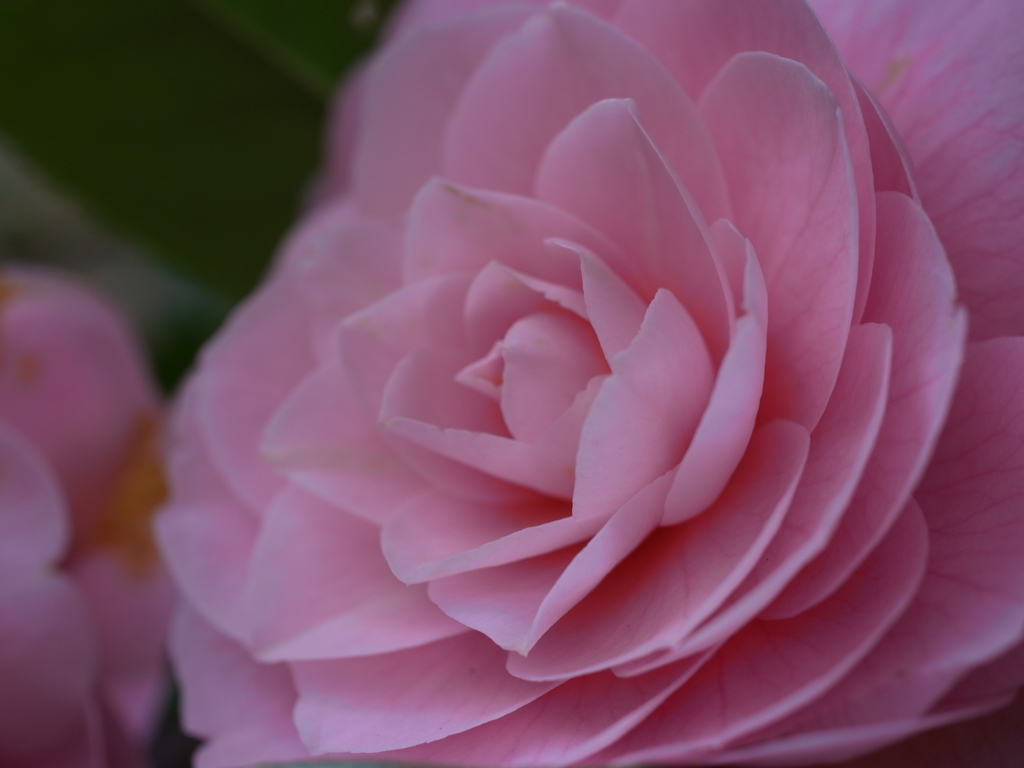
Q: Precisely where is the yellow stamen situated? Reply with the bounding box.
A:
[91,411,167,578]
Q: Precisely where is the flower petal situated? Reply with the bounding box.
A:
[428,473,671,652]
[243,485,464,662]
[197,270,315,512]
[262,362,426,526]
[573,289,714,521]
[463,260,588,355]
[157,383,258,641]
[382,348,580,498]
[614,0,876,320]
[351,4,535,219]
[0,428,94,764]
[339,273,471,418]
[765,192,965,619]
[703,696,1014,767]
[854,78,918,200]
[663,242,767,525]
[0,269,156,531]
[403,179,613,288]
[427,549,578,654]
[699,50,858,430]
[381,654,714,766]
[292,633,557,753]
[535,98,732,362]
[443,3,730,221]
[737,391,1024,744]
[500,312,606,441]
[509,420,809,680]
[286,212,404,359]
[596,499,928,764]
[172,609,308,768]
[914,338,1024,689]
[382,490,590,584]
[810,0,1024,339]
[0,422,67,569]
[623,321,892,673]
[572,242,647,362]
[69,553,175,738]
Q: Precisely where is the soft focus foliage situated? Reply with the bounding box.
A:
[0,0,397,301]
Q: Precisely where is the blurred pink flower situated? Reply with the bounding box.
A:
[0,269,174,768]
[159,0,1024,765]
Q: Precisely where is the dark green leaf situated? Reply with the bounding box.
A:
[193,0,402,99]
[0,0,391,300]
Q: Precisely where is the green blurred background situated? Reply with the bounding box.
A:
[0,0,400,390]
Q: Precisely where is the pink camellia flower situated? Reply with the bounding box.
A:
[0,269,174,768]
[157,0,1024,765]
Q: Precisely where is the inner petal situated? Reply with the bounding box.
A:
[383,347,507,436]
[455,342,504,402]
[463,260,588,355]
[573,289,714,521]
[500,311,608,442]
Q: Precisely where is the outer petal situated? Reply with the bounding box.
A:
[171,609,309,768]
[309,60,365,205]
[614,0,876,321]
[818,693,1024,768]
[196,269,315,513]
[717,426,1024,757]
[810,0,1024,339]
[292,633,557,753]
[243,485,464,662]
[285,212,404,359]
[767,355,1024,737]
[443,3,730,221]
[942,639,1024,708]
[699,51,858,430]
[0,631,96,768]
[156,383,257,641]
[350,4,534,220]
[913,339,1024,689]
[0,503,94,763]
[594,501,928,765]
[389,0,624,35]
[766,192,965,618]
[380,654,714,766]
[388,0,544,36]
[702,697,1012,767]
